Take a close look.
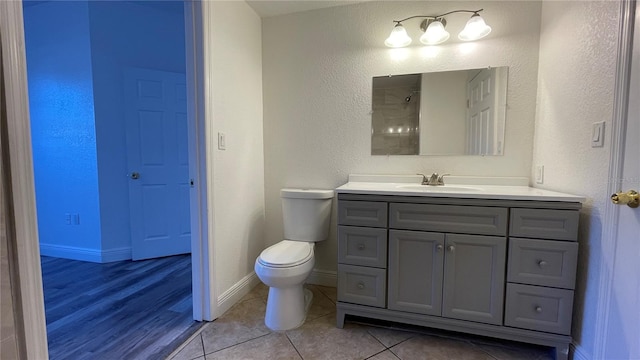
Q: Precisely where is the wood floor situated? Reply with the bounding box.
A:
[41,254,202,360]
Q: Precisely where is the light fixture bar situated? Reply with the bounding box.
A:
[391,9,484,25]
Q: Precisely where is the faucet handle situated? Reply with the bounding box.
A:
[437,173,450,185]
[417,173,428,185]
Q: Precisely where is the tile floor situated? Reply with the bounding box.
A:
[167,284,554,360]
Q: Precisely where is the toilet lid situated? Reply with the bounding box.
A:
[258,240,313,268]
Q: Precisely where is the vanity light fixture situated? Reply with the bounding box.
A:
[385,9,491,48]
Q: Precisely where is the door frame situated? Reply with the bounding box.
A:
[184,0,216,321]
[0,2,48,358]
[0,1,214,358]
[593,0,636,359]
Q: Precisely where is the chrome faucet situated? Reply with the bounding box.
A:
[417,173,450,186]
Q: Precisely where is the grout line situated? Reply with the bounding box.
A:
[314,286,336,305]
[202,332,272,356]
[365,348,401,360]
[199,333,205,360]
[468,340,500,360]
[164,322,210,360]
[285,332,304,360]
[367,328,391,350]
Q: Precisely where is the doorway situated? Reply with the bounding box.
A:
[21,0,200,357]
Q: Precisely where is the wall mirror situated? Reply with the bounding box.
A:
[371,67,508,156]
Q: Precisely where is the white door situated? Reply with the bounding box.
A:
[466,68,497,155]
[125,68,191,260]
[602,2,640,358]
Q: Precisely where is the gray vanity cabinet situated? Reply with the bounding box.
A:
[387,230,506,325]
[336,194,582,360]
[442,234,506,325]
[387,230,444,315]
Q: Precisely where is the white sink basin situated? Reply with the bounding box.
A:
[395,184,484,193]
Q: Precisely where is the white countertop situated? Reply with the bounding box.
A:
[336,175,585,202]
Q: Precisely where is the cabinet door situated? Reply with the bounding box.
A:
[443,234,506,325]
[388,230,445,315]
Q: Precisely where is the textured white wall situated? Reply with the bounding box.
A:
[262,1,542,274]
[532,1,619,357]
[203,1,265,295]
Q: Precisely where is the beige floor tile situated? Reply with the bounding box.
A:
[201,298,270,354]
[205,333,301,360]
[315,285,337,304]
[239,283,269,303]
[306,285,337,321]
[390,335,494,360]
[365,326,414,348]
[473,341,553,360]
[367,350,401,360]
[171,334,204,360]
[286,313,385,360]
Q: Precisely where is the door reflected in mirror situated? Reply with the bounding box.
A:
[371,67,508,156]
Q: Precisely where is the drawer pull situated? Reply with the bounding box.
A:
[447,245,455,252]
[538,260,547,268]
[436,244,443,251]
[358,244,365,250]
[357,282,365,290]
[535,306,543,313]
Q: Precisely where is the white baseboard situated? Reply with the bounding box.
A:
[571,343,590,360]
[101,247,132,262]
[216,272,260,317]
[306,269,337,287]
[40,243,102,262]
[39,243,132,263]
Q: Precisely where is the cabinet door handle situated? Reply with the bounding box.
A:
[447,245,455,252]
[436,244,443,251]
[358,244,365,250]
[357,282,365,290]
[538,260,547,268]
[535,306,543,313]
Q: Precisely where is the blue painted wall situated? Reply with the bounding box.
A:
[88,1,186,255]
[24,0,186,262]
[23,1,103,256]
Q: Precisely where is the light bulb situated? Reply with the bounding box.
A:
[420,19,450,45]
[385,23,412,48]
[458,13,492,41]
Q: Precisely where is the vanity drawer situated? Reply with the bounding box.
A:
[504,283,574,335]
[508,238,578,289]
[389,203,507,236]
[338,226,387,268]
[510,208,579,241]
[337,264,386,308]
[338,201,387,228]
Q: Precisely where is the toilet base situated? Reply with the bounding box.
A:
[265,286,313,331]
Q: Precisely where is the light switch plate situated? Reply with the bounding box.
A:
[592,121,605,147]
[535,165,544,184]
[218,132,226,150]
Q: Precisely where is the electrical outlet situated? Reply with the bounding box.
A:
[65,213,72,225]
[73,214,80,225]
[535,165,544,184]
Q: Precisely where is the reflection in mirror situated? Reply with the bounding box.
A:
[371,67,508,156]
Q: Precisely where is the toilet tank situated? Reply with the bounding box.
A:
[281,189,334,242]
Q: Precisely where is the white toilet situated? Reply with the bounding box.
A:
[254,188,334,331]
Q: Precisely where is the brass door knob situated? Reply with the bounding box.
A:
[611,190,639,208]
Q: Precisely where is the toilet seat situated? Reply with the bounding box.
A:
[258,240,313,268]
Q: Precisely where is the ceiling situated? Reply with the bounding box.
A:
[246,0,366,18]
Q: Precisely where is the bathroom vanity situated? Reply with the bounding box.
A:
[335,175,584,360]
